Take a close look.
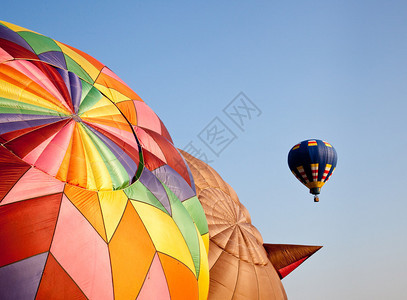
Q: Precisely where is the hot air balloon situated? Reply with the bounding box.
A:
[0,20,209,299]
[288,139,338,202]
[181,150,288,300]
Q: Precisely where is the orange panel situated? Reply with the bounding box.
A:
[109,201,156,300]
[64,184,106,241]
[81,116,132,132]
[65,124,87,187]
[36,254,87,300]
[96,72,140,100]
[158,252,198,300]
[116,101,137,125]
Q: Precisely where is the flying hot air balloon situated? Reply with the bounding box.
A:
[288,139,337,202]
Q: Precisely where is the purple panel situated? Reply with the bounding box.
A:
[152,165,195,202]
[0,24,34,52]
[69,72,82,114]
[0,114,67,134]
[178,149,196,193]
[139,168,171,215]
[38,51,67,69]
[0,252,48,299]
[86,125,138,181]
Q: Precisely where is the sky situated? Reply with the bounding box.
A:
[2,1,407,299]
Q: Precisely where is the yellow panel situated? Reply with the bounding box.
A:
[196,227,209,300]
[55,41,100,81]
[98,190,128,242]
[0,21,37,33]
[201,233,209,255]
[0,79,70,115]
[130,200,196,276]
[94,83,131,103]
[79,96,119,118]
[306,181,325,189]
[77,124,112,190]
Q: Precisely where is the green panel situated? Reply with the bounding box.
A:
[0,97,69,116]
[18,31,61,54]
[78,81,102,115]
[182,196,208,235]
[64,54,93,84]
[81,124,129,190]
[124,180,168,214]
[163,184,201,277]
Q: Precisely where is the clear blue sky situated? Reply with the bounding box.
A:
[3,1,407,299]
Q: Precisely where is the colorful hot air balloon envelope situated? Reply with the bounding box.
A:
[0,20,209,299]
[288,139,337,202]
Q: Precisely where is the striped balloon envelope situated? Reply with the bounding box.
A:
[0,20,209,299]
[288,139,338,202]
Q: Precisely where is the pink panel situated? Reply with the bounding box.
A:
[134,127,166,162]
[133,101,161,133]
[1,167,65,205]
[0,48,13,63]
[7,60,71,112]
[86,122,139,148]
[23,131,59,165]
[137,253,170,300]
[50,196,113,300]
[35,120,74,176]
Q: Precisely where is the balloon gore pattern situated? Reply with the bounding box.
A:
[0,21,209,300]
[181,150,288,300]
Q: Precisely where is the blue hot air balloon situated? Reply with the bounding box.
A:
[288,139,338,202]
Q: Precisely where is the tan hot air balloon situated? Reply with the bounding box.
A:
[181,150,287,300]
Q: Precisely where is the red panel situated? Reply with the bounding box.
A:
[0,38,38,60]
[142,148,166,171]
[5,119,69,158]
[143,128,191,186]
[278,256,308,279]
[31,61,74,113]
[0,123,49,143]
[36,254,87,300]
[160,118,173,144]
[0,146,30,201]
[0,193,62,266]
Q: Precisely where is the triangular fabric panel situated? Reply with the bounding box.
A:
[50,195,113,299]
[109,201,156,299]
[0,146,30,201]
[0,252,47,300]
[36,253,87,300]
[1,167,65,205]
[136,253,170,300]
[263,243,322,279]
